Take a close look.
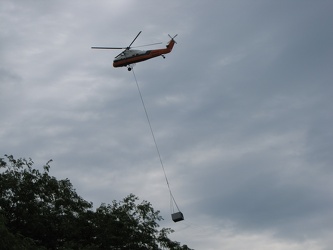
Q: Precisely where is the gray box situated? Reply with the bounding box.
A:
[171,212,184,222]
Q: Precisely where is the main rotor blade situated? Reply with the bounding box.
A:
[132,42,162,48]
[127,31,142,49]
[91,47,125,49]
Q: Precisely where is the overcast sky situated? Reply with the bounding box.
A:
[1,1,333,249]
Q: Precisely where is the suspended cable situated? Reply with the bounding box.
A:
[132,68,181,213]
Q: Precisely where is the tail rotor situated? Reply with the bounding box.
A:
[168,34,178,43]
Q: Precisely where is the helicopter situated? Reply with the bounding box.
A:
[92,31,177,71]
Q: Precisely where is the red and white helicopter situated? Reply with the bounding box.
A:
[92,31,177,71]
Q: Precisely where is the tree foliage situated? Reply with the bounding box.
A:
[0,155,191,250]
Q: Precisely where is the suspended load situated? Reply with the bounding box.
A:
[172,211,184,222]
[169,191,183,222]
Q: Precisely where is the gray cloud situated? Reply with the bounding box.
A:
[1,1,333,249]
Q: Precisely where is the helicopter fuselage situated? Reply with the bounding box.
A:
[113,39,175,68]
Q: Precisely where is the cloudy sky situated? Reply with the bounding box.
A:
[1,0,333,249]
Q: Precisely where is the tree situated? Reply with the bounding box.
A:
[0,213,46,250]
[0,155,192,250]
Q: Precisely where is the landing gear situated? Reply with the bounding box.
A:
[127,64,135,71]
[161,55,165,59]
